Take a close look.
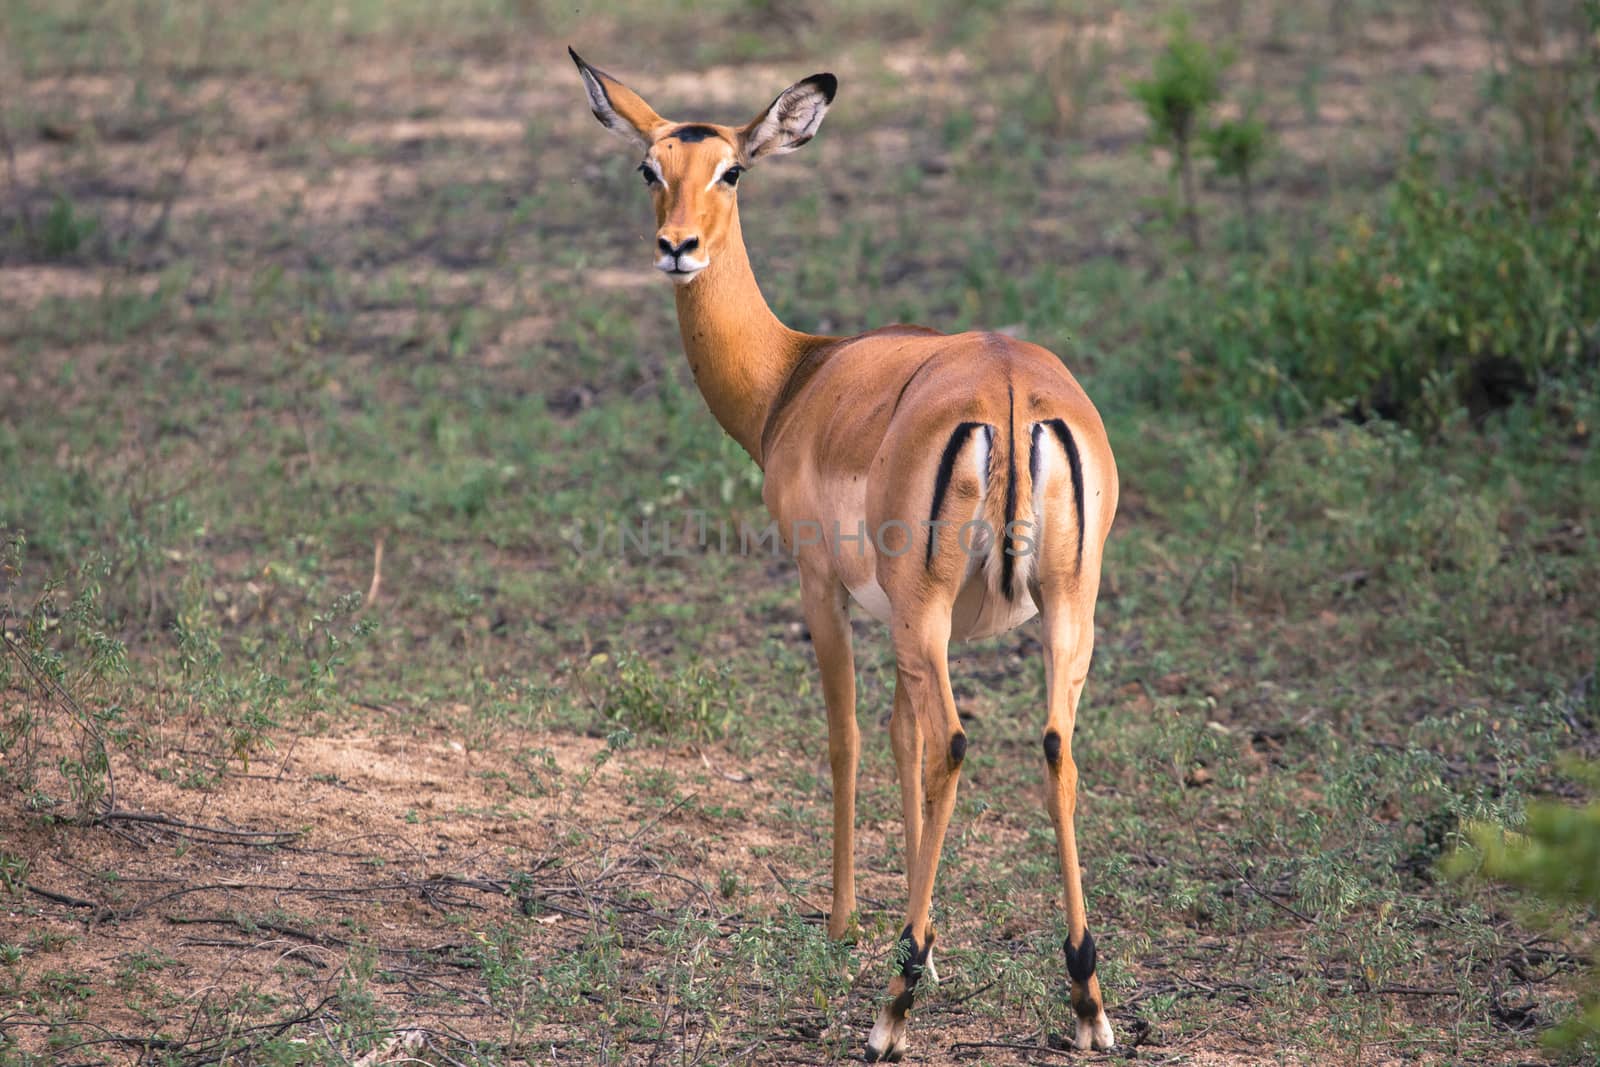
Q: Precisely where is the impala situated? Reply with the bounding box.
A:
[569,50,1118,1060]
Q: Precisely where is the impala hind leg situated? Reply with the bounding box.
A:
[867,623,963,1062]
[889,668,937,985]
[1039,585,1115,1051]
[888,673,923,901]
[800,574,859,940]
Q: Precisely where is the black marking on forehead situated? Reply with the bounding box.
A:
[667,124,724,143]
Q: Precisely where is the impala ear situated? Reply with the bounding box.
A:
[568,47,668,150]
[740,73,837,163]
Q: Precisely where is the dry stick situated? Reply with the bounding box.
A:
[365,535,385,608]
[100,809,303,843]
[948,1039,1078,1059]
[25,882,102,910]
[922,979,999,1013]
[419,1031,478,1067]
[168,913,350,947]
[1223,857,1316,925]
[763,859,824,917]
[274,731,302,780]
[177,937,332,969]
[142,115,202,250]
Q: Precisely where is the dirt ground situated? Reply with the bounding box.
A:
[4,719,1555,1065]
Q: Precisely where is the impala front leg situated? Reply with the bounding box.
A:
[800,572,859,940]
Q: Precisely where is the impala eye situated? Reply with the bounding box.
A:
[721,164,743,187]
[638,162,659,186]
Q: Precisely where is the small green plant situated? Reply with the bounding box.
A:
[1132,14,1231,247]
[38,194,100,260]
[583,651,736,740]
[1,533,126,820]
[0,851,28,896]
[1449,761,1600,1051]
[1204,109,1270,245]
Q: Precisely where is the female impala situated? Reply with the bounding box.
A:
[569,50,1118,1060]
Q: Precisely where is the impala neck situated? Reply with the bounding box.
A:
[673,210,815,467]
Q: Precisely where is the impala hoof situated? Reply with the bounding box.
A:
[863,1039,907,1062]
[1073,1012,1116,1051]
[865,1005,909,1062]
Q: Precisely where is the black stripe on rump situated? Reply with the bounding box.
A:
[1041,418,1086,569]
[925,421,986,568]
[1000,383,1019,598]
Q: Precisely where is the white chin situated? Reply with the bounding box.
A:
[664,268,705,286]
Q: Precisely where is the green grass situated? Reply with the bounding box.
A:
[2,0,1598,1063]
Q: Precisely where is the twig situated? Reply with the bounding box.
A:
[365,536,385,608]
[924,979,998,1012]
[99,809,303,845]
[1223,857,1316,925]
[168,913,351,947]
[25,882,102,910]
[763,860,823,915]
[949,1039,1076,1059]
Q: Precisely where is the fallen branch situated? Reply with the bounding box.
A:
[25,883,102,910]
[949,1039,1076,1059]
[99,809,303,846]
[1223,857,1316,925]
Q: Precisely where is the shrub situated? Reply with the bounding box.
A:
[1204,110,1270,245]
[1450,762,1600,1052]
[1158,150,1600,432]
[1132,14,1230,247]
[583,651,735,740]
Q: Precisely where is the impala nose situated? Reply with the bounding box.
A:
[655,234,706,282]
[658,235,699,257]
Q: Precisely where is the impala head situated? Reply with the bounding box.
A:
[569,48,836,286]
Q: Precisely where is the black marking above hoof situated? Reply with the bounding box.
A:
[864,1046,903,1064]
[890,923,935,1015]
[897,925,933,983]
[948,732,967,766]
[1043,728,1062,768]
[1064,928,1097,985]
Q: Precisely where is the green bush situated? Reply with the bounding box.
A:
[1156,152,1600,433]
[1204,110,1270,242]
[1131,13,1230,247]
[39,194,100,260]
[583,651,735,741]
[1449,762,1600,1052]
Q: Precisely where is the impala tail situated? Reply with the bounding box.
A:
[929,390,1086,607]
